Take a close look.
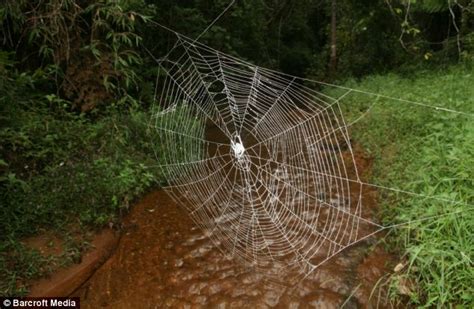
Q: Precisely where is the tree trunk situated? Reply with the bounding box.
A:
[329,0,337,77]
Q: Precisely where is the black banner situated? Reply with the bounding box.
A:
[0,298,80,309]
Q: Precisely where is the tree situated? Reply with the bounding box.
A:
[0,0,151,111]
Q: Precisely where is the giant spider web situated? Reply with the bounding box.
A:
[150,35,385,284]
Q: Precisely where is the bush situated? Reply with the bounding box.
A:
[0,67,202,295]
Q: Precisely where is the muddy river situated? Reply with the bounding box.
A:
[75,144,395,308]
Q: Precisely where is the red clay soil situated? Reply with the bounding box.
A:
[28,229,120,297]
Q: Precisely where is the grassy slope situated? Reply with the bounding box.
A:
[0,64,201,295]
[0,103,161,295]
[0,81,203,296]
[328,64,473,306]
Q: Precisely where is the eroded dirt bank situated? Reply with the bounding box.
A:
[75,149,395,308]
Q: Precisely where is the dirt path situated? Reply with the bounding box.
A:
[75,149,395,308]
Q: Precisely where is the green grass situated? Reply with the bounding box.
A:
[325,64,474,307]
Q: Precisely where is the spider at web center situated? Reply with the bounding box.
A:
[231,134,245,160]
[230,133,252,172]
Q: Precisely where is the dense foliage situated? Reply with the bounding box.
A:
[1,0,473,305]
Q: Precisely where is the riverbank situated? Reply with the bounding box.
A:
[0,97,162,295]
[2,64,472,307]
[325,63,474,306]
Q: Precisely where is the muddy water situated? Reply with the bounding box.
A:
[76,147,395,308]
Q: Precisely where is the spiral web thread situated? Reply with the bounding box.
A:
[148,34,471,284]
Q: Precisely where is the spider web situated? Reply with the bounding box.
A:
[148,34,388,284]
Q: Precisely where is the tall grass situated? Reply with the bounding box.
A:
[326,64,474,307]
